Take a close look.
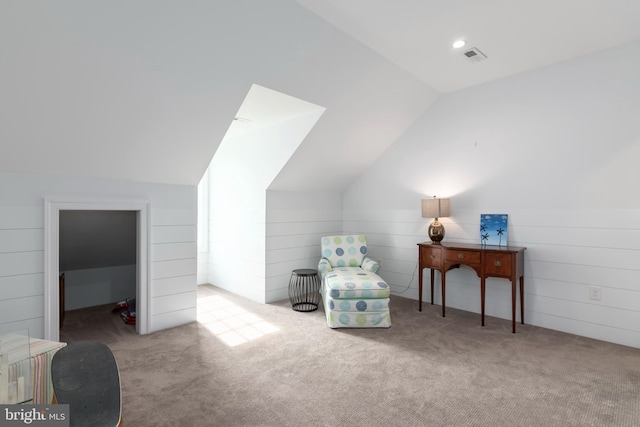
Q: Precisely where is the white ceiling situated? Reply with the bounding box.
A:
[295,0,640,92]
[2,1,640,190]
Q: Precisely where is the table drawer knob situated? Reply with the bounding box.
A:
[494,260,502,267]
[457,253,464,259]
[429,254,436,260]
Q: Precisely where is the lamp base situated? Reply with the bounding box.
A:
[428,219,445,243]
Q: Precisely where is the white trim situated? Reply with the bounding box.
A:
[44,197,150,341]
[197,168,210,253]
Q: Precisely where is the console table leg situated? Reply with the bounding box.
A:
[418,268,423,312]
[441,271,446,318]
[480,278,486,327]
[511,280,517,333]
[520,276,525,325]
[430,269,435,305]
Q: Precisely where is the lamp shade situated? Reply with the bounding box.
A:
[422,198,450,219]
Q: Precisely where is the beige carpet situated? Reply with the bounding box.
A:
[59,285,640,427]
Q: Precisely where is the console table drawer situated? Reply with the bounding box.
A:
[484,253,512,276]
[420,246,442,268]
[444,249,480,265]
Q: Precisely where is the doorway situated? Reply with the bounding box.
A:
[44,198,149,342]
[59,210,137,332]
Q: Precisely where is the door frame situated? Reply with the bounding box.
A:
[44,197,149,341]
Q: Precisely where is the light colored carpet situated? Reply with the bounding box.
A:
[59,285,640,427]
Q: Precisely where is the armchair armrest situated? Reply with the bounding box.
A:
[318,258,333,276]
[361,256,380,273]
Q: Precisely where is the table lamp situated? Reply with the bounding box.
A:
[422,197,450,242]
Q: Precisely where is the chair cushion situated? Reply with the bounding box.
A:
[324,267,391,299]
[321,235,368,268]
[324,296,390,313]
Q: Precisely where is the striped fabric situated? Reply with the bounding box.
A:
[29,338,67,404]
[1,334,66,404]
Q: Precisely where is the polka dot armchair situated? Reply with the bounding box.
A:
[318,235,380,276]
[318,235,391,328]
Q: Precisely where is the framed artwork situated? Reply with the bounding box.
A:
[480,214,508,246]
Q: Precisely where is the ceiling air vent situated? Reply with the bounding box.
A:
[463,47,487,63]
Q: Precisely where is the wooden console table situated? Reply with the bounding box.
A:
[418,242,526,333]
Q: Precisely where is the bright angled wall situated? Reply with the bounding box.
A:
[204,86,325,303]
[343,40,640,348]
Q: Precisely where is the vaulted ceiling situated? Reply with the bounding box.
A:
[1,1,639,190]
[296,0,640,92]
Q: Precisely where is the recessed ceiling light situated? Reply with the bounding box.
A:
[452,40,466,49]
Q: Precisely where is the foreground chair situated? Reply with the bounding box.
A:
[52,341,122,426]
[318,235,391,328]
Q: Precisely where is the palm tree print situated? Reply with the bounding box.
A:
[481,232,489,244]
[480,214,508,246]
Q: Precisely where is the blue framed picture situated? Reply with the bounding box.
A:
[480,214,508,246]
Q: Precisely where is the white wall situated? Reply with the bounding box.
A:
[265,190,342,302]
[63,265,136,310]
[343,40,640,348]
[197,168,210,286]
[0,171,197,339]
[206,108,324,303]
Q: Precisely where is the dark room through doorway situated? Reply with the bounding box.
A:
[58,210,138,334]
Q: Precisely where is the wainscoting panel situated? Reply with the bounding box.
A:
[151,259,198,280]
[151,291,197,316]
[0,206,44,229]
[265,190,342,303]
[151,225,197,244]
[0,251,43,277]
[150,307,197,333]
[0,204,46,336]
[0,273,43,300]
[149,206,197,333]
[152,275,197,298]
[0,229,43,253]
[151,242,197,262]
[342,206,640,348]
[0,295,44,325]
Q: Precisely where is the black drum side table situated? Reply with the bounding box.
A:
[289,269,320,312]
